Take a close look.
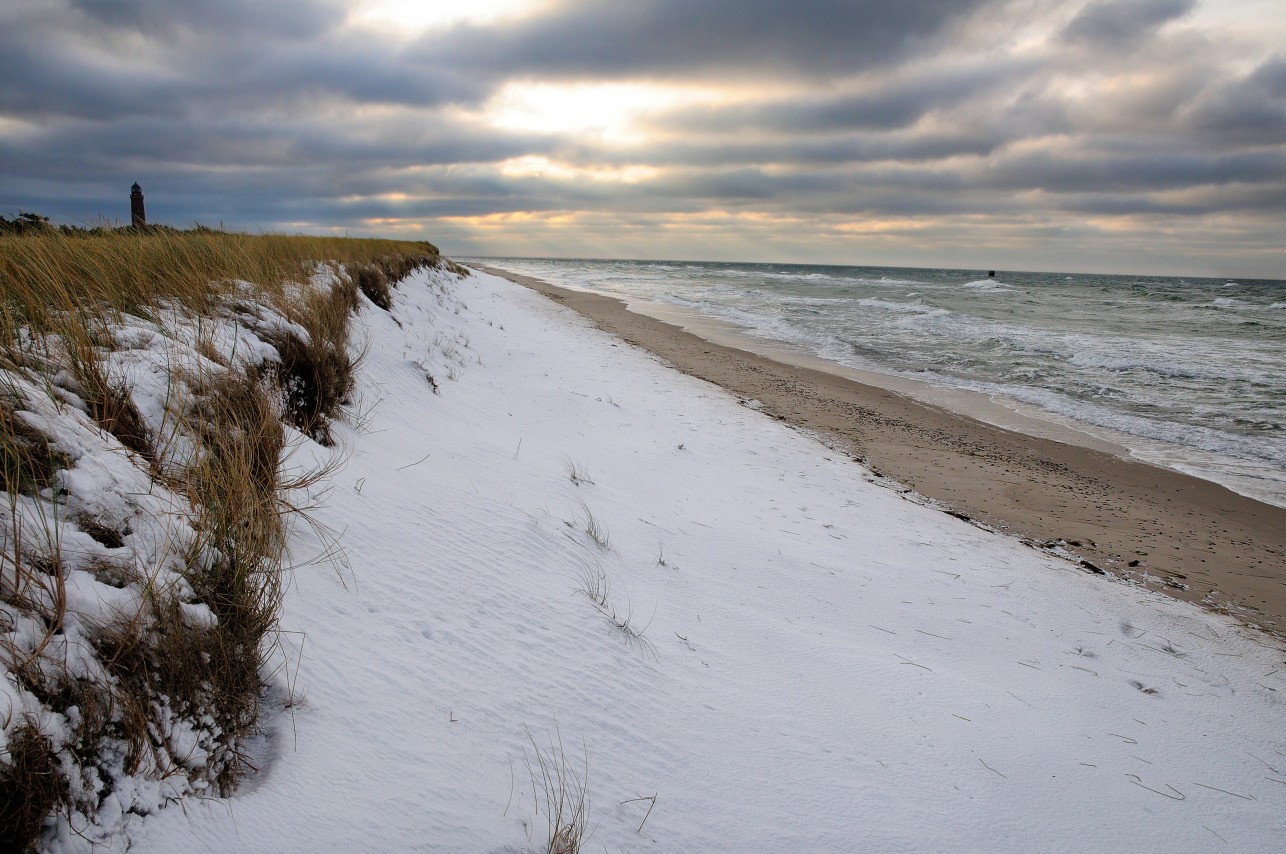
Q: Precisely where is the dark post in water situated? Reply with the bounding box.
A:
[130,182,146,227]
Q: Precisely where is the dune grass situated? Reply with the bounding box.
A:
[526,728,591,854]
[0,223,455,849]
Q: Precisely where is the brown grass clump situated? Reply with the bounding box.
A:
[351,262,393,311]
[373,252,442,283]
[351,251,451,311]
[263,273,360,445]
[0,402,70,495]
[0,721,65,853]
[527,729,591,854]
[185,368,288,689]
[78,366,154,463]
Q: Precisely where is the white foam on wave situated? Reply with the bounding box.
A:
[777,295,853,306]
[856,297,945,315]
[873,276,928,286]
[709,268,836,281]
[1066,350,1222,381]
[960,279,1016,292]
[980,388,1286,506]
[654,293,812,345]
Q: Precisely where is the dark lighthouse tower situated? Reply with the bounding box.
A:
[130,182,146,227]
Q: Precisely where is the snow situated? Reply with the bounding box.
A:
[1,286,347,844]
[52,268,1286,852]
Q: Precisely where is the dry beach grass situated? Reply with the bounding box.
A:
[0,225,452,850]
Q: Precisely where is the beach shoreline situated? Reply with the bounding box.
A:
[474,263,1286,634]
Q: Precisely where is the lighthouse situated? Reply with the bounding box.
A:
[130,182,146,227]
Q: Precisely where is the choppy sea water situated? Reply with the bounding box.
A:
[469,257,1286,507]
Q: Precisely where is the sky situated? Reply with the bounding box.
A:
[2,0,1284,278]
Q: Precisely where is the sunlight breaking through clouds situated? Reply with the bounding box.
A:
[498,155,661,183]
[484,80,731,145]
[2,0,1284,277]
[346,0,549,33]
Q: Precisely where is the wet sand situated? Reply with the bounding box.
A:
[474,264,1286,634]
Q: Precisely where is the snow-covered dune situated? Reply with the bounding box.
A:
[118,267,1284,853]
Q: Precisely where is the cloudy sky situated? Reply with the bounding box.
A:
[3,0,1284,277]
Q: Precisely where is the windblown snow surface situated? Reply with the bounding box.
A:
[112,268,1282,852]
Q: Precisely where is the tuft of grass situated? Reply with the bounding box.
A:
[0,400,70,495]
[373,252,443,284]
[526,728,590,854]
[79,365,155,463]
[600,598,656,659]
[350,262,392,311]
[563,457,594,487]
[574,562,656,659]
[181,368,289,763]
[443,258,471,277]
[575,560,610,609]
[0,720,66,852]
[262,274,360,445]
[574,497,611,551]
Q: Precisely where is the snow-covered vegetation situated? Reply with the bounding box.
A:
[0,228,448,849]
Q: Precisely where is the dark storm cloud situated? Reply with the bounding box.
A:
[5,0,988,124]
[593,129,1008,171]
[0,113,546,181]
[656,60,1035,135]
[427,0,990,79]
[986,147,1286,193]
[0,5,485,123]
[1060,0,1196,47]
[64,0,344,38]
[1186,54,1286,145]
[1058,183,1286,216]
[2,0,1285,275]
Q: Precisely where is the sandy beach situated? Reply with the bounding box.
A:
[476,264,1286,633]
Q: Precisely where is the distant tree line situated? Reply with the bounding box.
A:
[0,211,228,236]
[0,213,446,261]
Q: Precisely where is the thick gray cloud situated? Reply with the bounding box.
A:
[1186,54,1286,144]
[656,60,1037,135]
[426,0,989,80]
[1061,0,1195,47]
[0,1,486,122]
[1,0,1284,276]
[64,0,344,38]
[432,0,982,80]
[986,146,1286,193]
[589,130,1009,171]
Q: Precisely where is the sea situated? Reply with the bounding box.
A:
[466,257,1286,508]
